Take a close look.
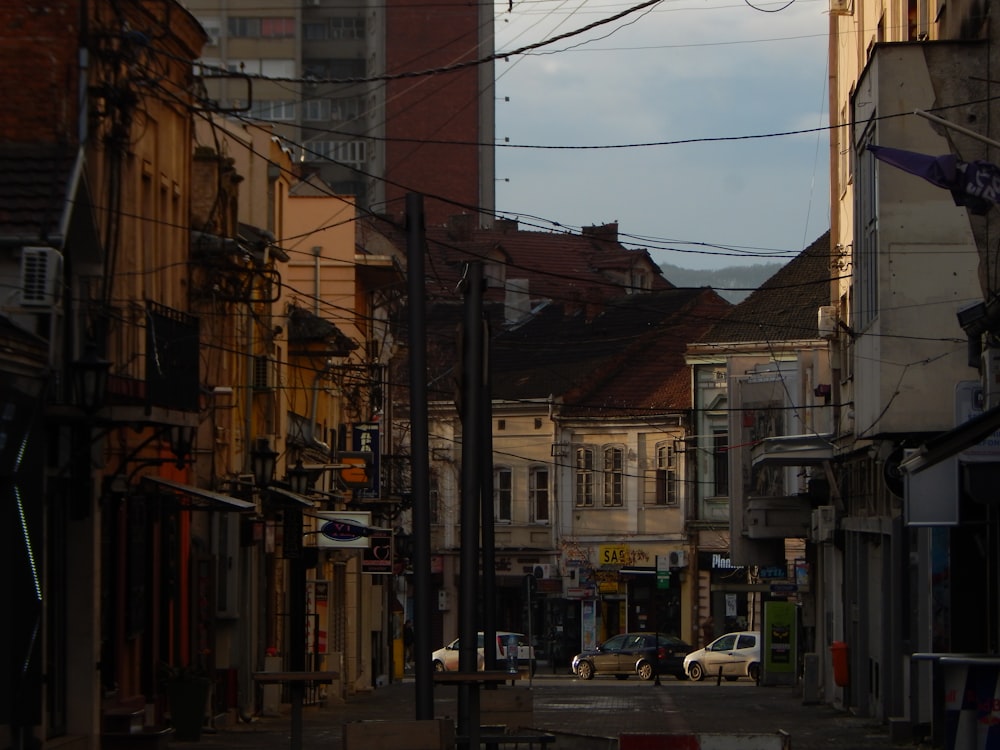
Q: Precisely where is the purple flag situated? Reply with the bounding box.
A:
[867,144,997,215]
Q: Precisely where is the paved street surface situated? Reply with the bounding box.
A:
[185,673,913,750]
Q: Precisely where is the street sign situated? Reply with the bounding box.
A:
[769,583,799,594]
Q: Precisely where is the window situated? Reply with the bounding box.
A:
[199,17,221,46]
[249,100,296,121]
[529,467,549,523]
[308,140,368,165]
[302,98,331,122]
[712,431,729,496]
[654,443,678,506]
[228,17,261,37]
[602,446,624,507]
[261,17,295,38]
[304,58,366,79]
[330,17,365,39]
[303,22,328,40]
[429,471,440,525]
[330,96,362,123]
[575,448,594,507]
[494,467,512,522]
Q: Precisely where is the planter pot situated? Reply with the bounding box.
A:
[167,678,210,741]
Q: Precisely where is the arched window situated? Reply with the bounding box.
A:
[603,446,624,507]
[574,448,594,507]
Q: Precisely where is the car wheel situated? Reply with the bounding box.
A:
[577,661,594,680]
[614,674,630,680]
[433,660,446,672]
[748,663,760,682]
[636,661,653,681]
[687,662,704,681]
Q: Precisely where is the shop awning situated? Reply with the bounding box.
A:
[751,434,834,467]
[901,403,1000,474]
[144,476,255,511]
[267,486,315,507]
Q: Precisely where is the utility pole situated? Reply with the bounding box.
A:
[406,193,434,720]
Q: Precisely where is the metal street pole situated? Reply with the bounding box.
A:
[406,193,434,720]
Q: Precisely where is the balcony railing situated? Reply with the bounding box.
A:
[105,301,200,413]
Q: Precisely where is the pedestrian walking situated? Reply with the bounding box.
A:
[403,620,414,670]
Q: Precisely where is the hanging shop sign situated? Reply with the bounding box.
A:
[362,529,393,574]
[314,511,373,548]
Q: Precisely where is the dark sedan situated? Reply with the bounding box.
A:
[572,632,692,680]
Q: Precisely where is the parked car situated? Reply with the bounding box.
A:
[683,631,761,681]
[571,632,692,681]
[431,631,535,673]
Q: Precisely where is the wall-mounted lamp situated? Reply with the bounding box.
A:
[168,424,196,468]
[286,459,310,495]
[70,344,111,414]
[250,437,278,487]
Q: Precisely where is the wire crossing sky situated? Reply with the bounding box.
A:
[492,0,831,269]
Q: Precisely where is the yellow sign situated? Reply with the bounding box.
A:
[599,545,630,566]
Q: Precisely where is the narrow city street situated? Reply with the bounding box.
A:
[188,673,902,750]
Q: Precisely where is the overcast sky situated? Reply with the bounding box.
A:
[491,0,830,270]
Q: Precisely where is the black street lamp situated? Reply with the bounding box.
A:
[286,459,310,495]
[250,439,278,488]
[168,424,196,469]
[70,344,111,414]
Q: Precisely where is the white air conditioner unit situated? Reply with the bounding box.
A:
[532,564,556,579]
[667,550,688,568]
[818,305,838,340]
[812,505,836,543]
[829,0,853,14]
[19,247,62,307]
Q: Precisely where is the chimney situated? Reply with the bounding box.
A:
[582,222,619,243]
[446,213,476,241]
[505,279,531,324]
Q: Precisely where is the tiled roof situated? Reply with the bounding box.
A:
[391,216,729,415]
[359,214,674,311]
[0,143,79,245]
[698,231,832,345]
[423,287,730,414]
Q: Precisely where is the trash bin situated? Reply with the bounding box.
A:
[830,641,849,687]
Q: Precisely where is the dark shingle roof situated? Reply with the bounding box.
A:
[699,231,832,344]
[0,143,79,245]
[485,287,731,414]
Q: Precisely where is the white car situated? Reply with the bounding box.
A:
[683,631,761,682]
[431,631,535,673]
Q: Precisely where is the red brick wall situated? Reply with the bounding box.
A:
[385,0,483,225]
[0,1,82,144]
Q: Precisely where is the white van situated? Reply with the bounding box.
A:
[431,631,535,673]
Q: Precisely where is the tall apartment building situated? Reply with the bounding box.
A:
[183,0,495,226]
